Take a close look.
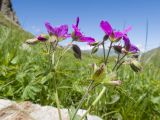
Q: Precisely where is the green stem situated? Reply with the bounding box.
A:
[80,87,107,120]
[55,90,62,120]
[54,45,71,69]
[116,61,125,71]
[48,42,55,72]
[112,54,126,71]
[112,53,120,71]
[72,81,94,120]
[105,42,113,65]
[102,42,106,62]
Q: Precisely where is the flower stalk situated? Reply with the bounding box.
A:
[71,80,94,120]
[80,87,107,120]
[105,42,113,65]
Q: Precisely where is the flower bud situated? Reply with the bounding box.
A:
[103,35,109,41]
[132,54,139,59]
[25,38,39,45]
[106,80,121,86]
[91,46,99,54]
[37,34,49,42]
[130,59,142,72]
[89,41,99,46]
[92,63,106,83]
[72,44,81,59]
[113,45,122,54]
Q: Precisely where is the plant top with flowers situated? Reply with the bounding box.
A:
[26,17,142,120]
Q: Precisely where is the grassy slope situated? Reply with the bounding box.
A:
[0,13,160,120]
[141,47,160,67]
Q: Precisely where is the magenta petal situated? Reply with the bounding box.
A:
[123,35,131,50]
[123,26,132,34]
[76,17,79,27]
[129,44,140,53]
[114,31,123,39]
[57,25,68,37]
[80,36,95,43]
[100,20,113,36]
[72,24,83,37]
[45,22,55,35]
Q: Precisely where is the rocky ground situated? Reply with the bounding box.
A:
[0,99,101,120]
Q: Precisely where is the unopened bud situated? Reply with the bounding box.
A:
[91,46,99,54]
[37,34,49,42]
[25,38,39,45]
[89,41,99,46]
[72,44,81,59]
[113,45,122,54]
[103,35,109,41]
[107,80,121,86]
[92,63,106,83]
[130,59,142,72]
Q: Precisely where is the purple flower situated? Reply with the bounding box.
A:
[100,20,113,36]
[80,37,95,43]
[100,20,123,42]
[45,22,70,41]
[123,35,131,51]
[72,17,95,44]
[129,44,140,53]
[122,35,139,54]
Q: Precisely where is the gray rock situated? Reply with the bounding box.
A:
[0,0,20,25]
[0,99,102,120]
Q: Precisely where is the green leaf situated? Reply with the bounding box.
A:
[52,52,55,65]
[112,113,122,120]
[22,84,41,100]
[68,106,81,120]
[151,96,160,104]
[107,95,120,104]
[11,56,18,64]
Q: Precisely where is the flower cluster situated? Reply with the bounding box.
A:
[100,20,139,54]
[26,18,139,56]
[27,17,96,45]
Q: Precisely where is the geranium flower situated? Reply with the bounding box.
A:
[122,35,140,54]
[71,17,95,44]
[100,20,124,42]
[45,22,70,41]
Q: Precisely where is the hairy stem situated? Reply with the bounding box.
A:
[55,90,62,120]
[72,81,94,120]
[105,42,113,65]
[112,54,127,71]
[54,45,71,69]
[80,87,107,120]
[116,61,125,71]
[112,53,120,71]
[102,42,106,62]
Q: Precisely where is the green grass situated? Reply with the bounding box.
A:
[0,13,160,120]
